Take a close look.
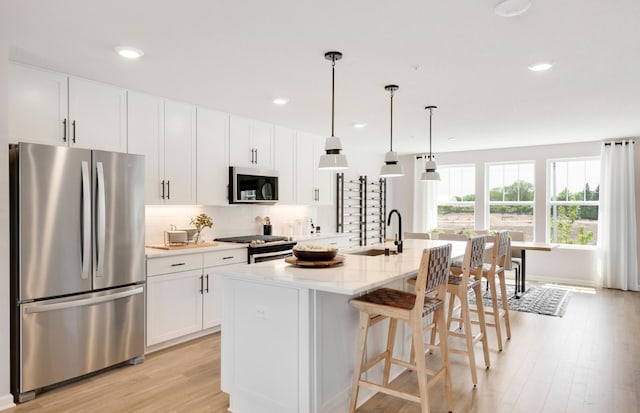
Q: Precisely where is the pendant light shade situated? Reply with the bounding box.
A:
[380,85,404,178]
[318,51,349,170]
[421,105,440,181]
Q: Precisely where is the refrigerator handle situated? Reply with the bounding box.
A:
[24,287,144,314]
[81,161,91,280]
[96,162,106,277]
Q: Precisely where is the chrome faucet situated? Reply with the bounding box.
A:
[387,209,403,253]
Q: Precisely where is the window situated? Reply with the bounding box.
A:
[549,158,599,245]
[487,162,535,241]
[436,165,475,233]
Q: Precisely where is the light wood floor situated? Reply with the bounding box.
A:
[5,286,640,413]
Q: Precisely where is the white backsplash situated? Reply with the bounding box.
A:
[145,204,334,245]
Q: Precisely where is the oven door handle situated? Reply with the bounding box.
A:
[250,249,293,263]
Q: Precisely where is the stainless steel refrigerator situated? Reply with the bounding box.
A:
[9,142,146,402]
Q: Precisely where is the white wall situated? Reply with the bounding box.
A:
[391,140,640,287]
[0,2,15,408]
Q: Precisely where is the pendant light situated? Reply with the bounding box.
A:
[318,51,349,170]
[380,85,404,178]
[421,105,440,181]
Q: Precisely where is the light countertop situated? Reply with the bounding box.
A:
[215,239,468,296]
[145,232,349,259]
[145,242,246,258]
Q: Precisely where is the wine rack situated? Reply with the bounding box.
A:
[336,173,387,247]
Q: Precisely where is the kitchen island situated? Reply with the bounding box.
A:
[217,239,467,413]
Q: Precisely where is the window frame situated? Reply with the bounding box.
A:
[546,156,600,246]
[434,164,476,232]
[485,160,536,238]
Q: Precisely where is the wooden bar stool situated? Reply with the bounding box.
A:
[349,244,454,413]
[446,235,491,387]
[471,231,512,351]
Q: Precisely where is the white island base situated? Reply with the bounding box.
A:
[219,240,466,413]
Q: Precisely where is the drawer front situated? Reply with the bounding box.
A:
[147,254,202,276]
[203,249,246,267]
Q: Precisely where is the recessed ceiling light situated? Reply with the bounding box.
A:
[528,62,553,72]
[114,46,144,59]
[273,98,289,105]
[352,123,367,128]
[494,0,531,17]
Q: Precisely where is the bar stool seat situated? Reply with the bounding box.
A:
[354,287,443,315]
[349,244,454,413]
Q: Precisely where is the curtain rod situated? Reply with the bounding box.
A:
[604,140,635,146]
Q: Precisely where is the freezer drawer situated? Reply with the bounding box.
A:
[18,285,145,395]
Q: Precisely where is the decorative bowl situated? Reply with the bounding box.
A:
[293,244,338,261]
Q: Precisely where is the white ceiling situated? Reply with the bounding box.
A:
[5,0,640,155]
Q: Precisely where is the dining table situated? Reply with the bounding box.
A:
[510,241,557,297]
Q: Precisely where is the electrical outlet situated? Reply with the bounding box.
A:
[255,305,268,319]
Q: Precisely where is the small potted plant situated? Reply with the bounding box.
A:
[190,213,213,244]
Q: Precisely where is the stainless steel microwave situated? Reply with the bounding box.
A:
[228,167,279,204]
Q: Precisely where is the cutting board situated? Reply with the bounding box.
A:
[284,255,345,267]
[146,242,219,250]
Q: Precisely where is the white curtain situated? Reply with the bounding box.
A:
[413,156,438,232]
[597,141,639,291]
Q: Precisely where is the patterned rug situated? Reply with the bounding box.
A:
[468,283,571,317]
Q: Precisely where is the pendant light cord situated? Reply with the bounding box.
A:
[428,108,433,159]
[331,58,335,137]
[390,90,394,151]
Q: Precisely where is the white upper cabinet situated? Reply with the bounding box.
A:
[251,120,274,169]
[127,91,164,204]
[295,133,335,205]
[197,107,229,205]
[164,100,197,205]
[8,64,68,146]
[314,135,335,205]
[68,77,127,152]
[128,94,196,205]
[8,64,127,152]
[229,115,274,169]
[274,126,296,204]
[295,132,316,204]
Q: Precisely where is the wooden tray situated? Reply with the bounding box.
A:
[146,242,219,250]
[284,255,345,267]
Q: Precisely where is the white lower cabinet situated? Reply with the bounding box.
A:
[146,248,246,348]
[147,269,204,346]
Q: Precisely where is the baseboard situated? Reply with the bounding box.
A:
[526,274,600,289]
[0,393,16,411]
[145,326,221,354]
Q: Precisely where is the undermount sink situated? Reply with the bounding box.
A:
[347,248,398,256]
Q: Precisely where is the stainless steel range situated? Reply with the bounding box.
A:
[214,235,297,263]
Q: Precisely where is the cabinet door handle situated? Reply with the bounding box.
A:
[72,120,77,143]
[205,274,209,293]
[171,262,186,267]
[62,118,67,142]
[254,148,258,164]
[167,180,171,199]
[161,180,165,199]
[200,275,204,294]
[222,256,234,260]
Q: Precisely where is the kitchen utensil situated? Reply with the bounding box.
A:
[175,227,197,241]
[166,230,188,244]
